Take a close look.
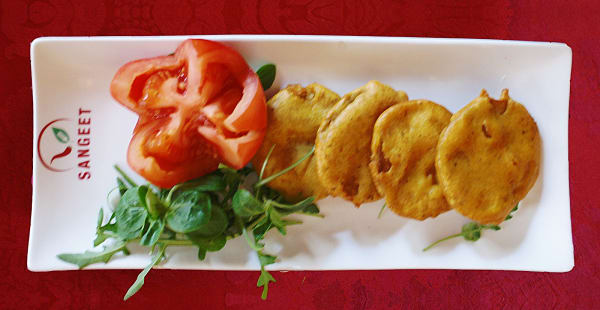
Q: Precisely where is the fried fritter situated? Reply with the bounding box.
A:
[436,89,541,224]
[251,83,340,202]
[370,100,452,220]
[316,80,408,206]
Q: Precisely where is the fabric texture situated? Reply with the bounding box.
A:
[1,0,599,308]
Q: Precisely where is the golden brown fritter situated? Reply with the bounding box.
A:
[436,89,541,224]
[251,83,340,202]
[370,100,452,220]
[315,80,408,206]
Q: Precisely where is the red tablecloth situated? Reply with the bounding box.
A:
[2,0,599,308]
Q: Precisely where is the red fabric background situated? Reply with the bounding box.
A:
[1,0,598,308]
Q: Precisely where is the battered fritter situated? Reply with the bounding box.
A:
[370,100,452,220]
[316,81,408,206]
[436,89,541,224]
[251,83,340,202]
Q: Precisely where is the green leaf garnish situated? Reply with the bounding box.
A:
[140,219,164,246]
[423,203,519,251]
[187,205,228,237]
[166,190,212,233]
[144,187,163,219]
[166,174,228,203]
[252,216,272,241]
[58,241,127,269]
[96,208,104,227]
[115,187,148,240]
[93,208,116,247]
[233,189,265,217]
[116,178,128,196]
[123,243,166,301]
[243,227,264,251]
[187,233,227,252]
[256,252,277,300]
[256,63,276,91]
[60,145,319,301]
[257,267,276,300]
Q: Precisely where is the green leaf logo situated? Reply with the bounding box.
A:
[52,127,69,143]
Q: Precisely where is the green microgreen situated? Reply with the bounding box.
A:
[422,204,519,251]
[58,141,320,301]
[123,242,166,301]
[255,145,315,188]
[57,240,128,269]
[377,203,387,219]
[114,164,138,187]
[256,63,276,90]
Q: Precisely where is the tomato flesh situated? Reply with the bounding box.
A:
[111,39,267,188]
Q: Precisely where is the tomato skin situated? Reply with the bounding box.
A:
[198,71,267,168]
[111,39,267,187]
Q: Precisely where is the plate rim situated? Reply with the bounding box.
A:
[28,35,573,272]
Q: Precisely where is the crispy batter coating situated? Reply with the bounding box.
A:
[316,81,408,206]
[251,83,340,202]
[370,100,451,220]
[436,89,541,224]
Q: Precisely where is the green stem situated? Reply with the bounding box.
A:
[114,165,138,187]
[234,215,244,232]
[255,145,315,188]
[259,145,276,181]
[160,239,194,246]
[115,237,194,247]
[164,184,182,206]
[246,214,267,230]
[105,186,120,206]
[269,196,314,209]
[297,212,325,218]
[422,233,463,252]
[242,228,263,251]
[123,243,167,300]
[102,231,120,239]
[377,203,387,219]
[256,145,276,199]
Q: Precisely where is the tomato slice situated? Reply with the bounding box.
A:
[110,39,267,188]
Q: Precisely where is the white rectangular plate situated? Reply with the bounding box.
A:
[29,35,573,272]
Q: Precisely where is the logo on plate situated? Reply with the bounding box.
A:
[37,109,93,179]
[37,118,75,172]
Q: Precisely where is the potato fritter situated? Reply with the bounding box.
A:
[370,100,452,220]
[316,81,408,206]
[436,89,541,224]
[251,83,340,202]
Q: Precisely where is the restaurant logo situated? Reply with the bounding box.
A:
[37,109,93,179]
[37,118,74,172]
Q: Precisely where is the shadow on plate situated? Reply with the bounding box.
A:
[265,197,408,261]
